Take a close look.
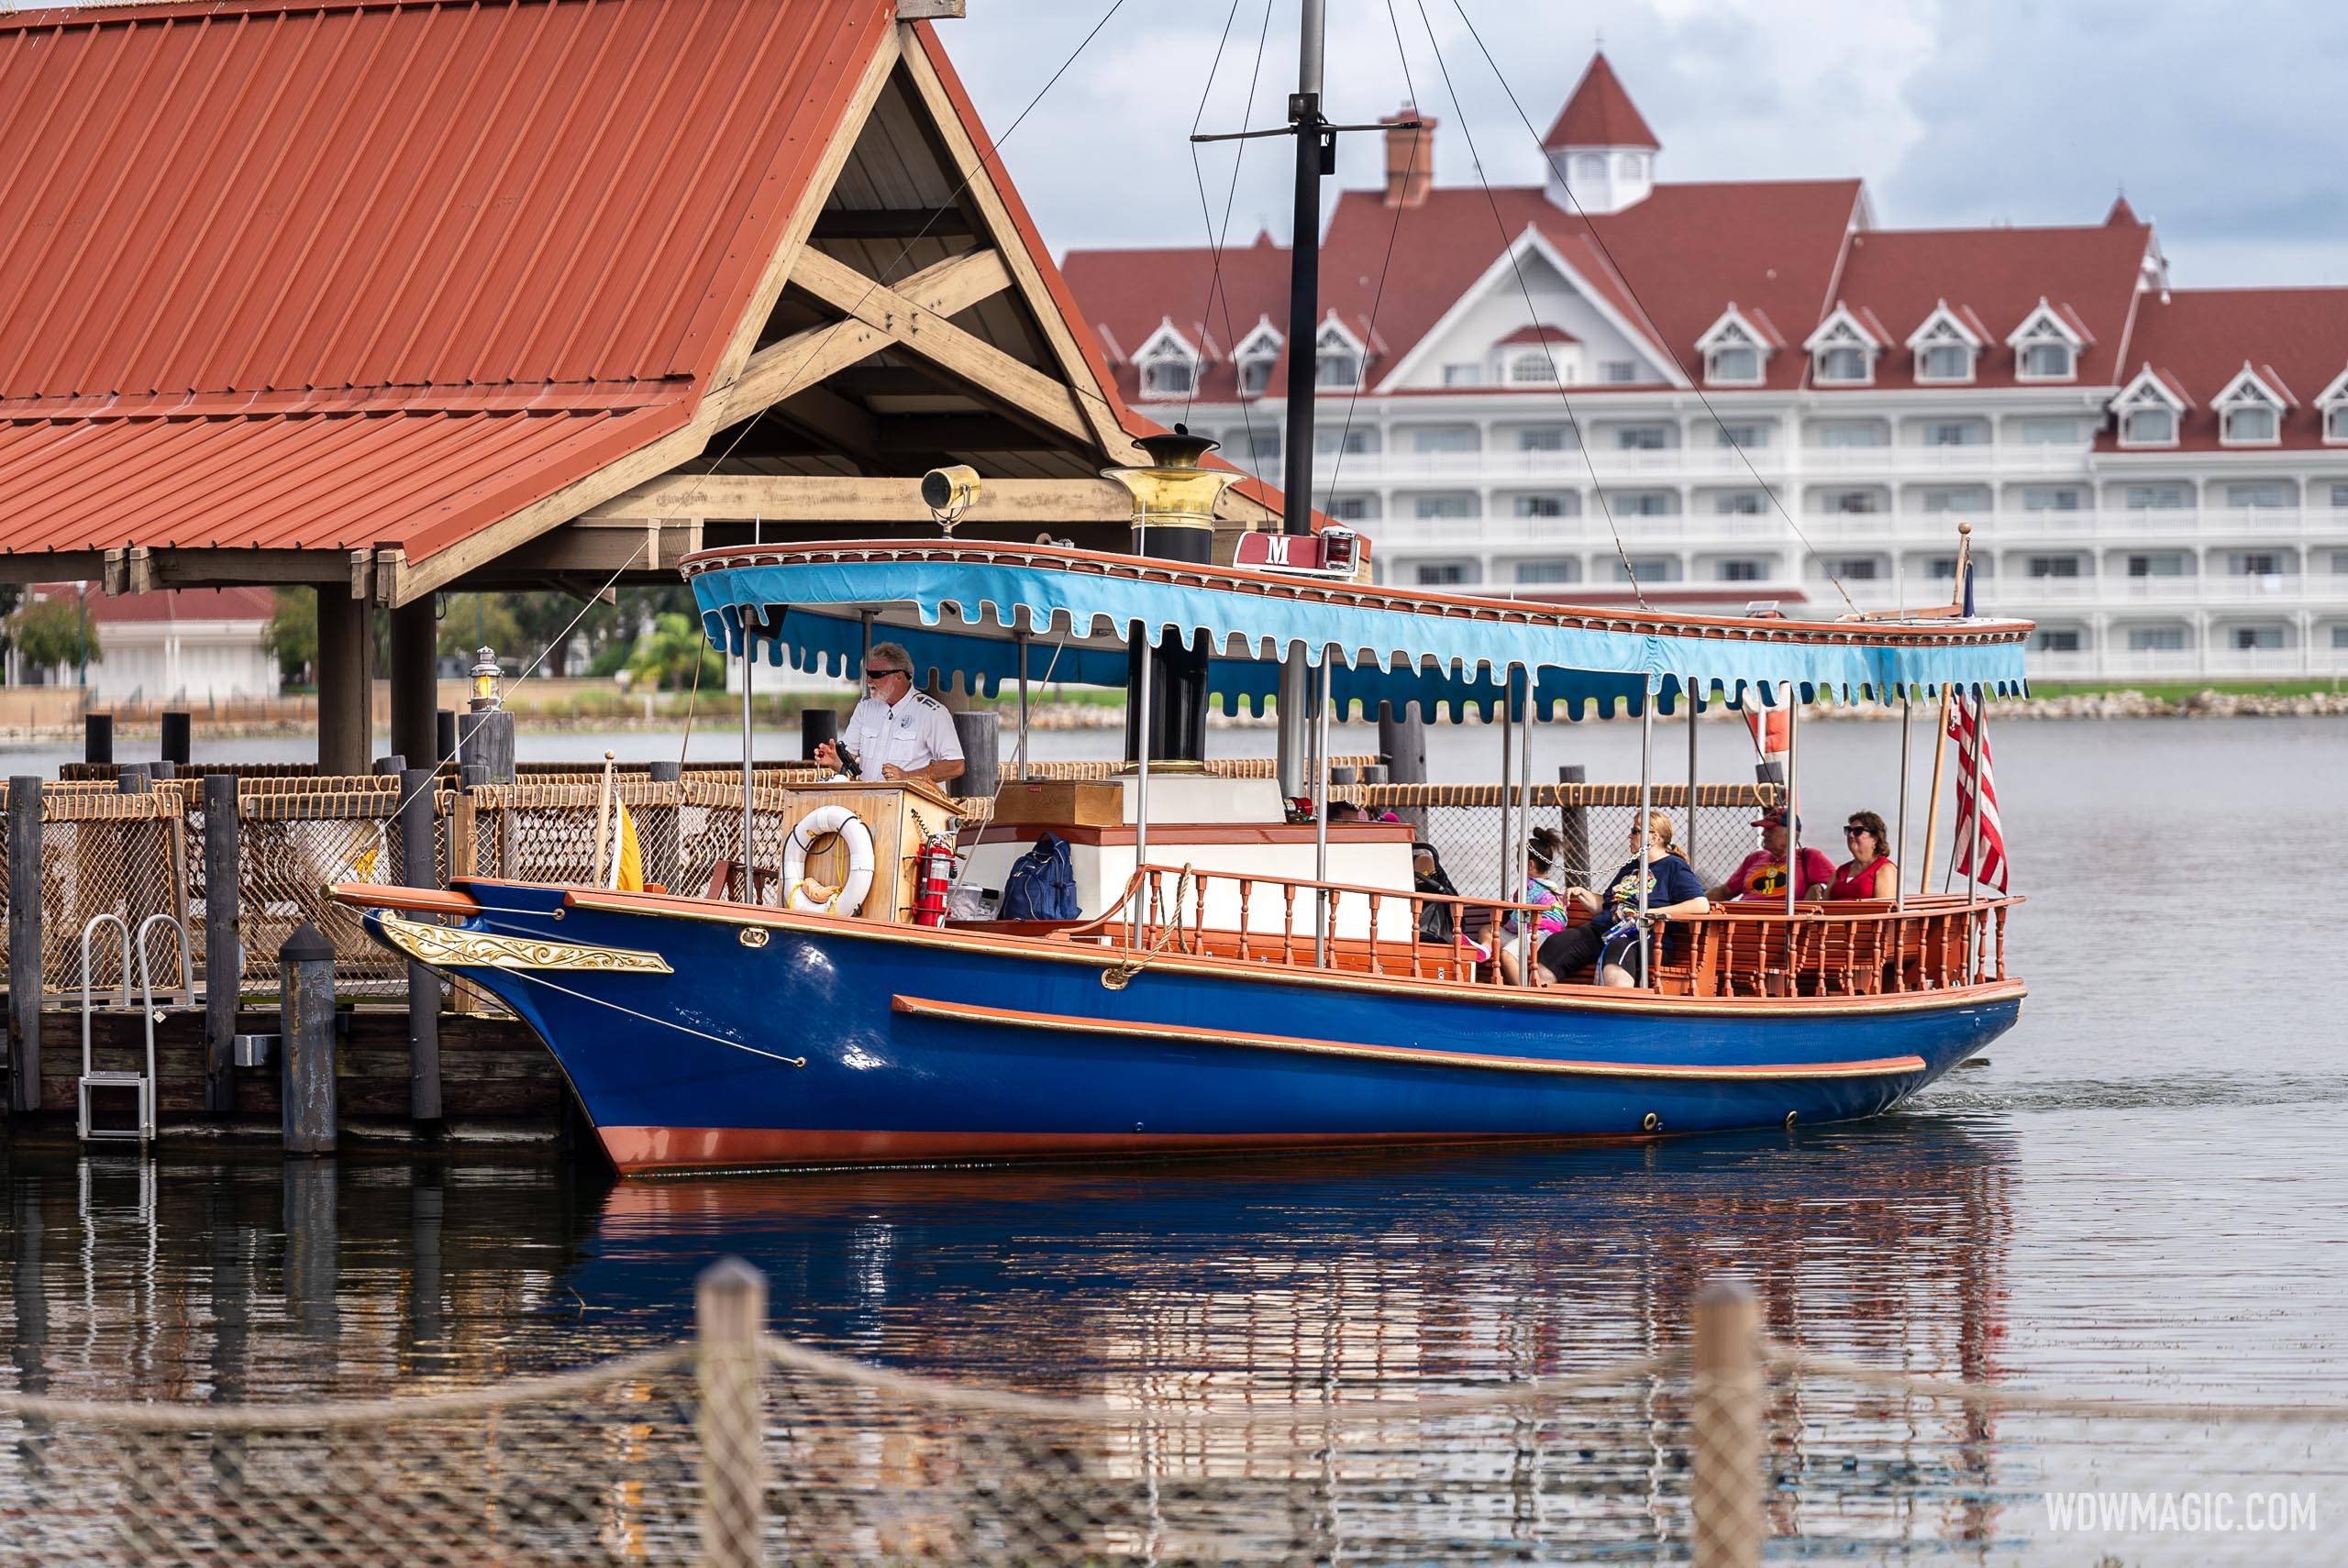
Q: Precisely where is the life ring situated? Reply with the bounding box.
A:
[783,804,875,916]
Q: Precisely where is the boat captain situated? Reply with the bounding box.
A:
[814,641,966,786]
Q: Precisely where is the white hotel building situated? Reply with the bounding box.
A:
[1064,54,2348,681]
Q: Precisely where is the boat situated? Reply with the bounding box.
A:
[331,519,2027,1175]
[329,0,2030,1176]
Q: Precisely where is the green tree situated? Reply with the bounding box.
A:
[626,613,724,690]
[436,594,523,664]
[263,588,316,684]
[11,595,101,674]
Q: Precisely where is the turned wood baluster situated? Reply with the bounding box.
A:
[1191,874,1206,955]
[1408,894,1423,979]
[1237,878,1254,963]
[1282,884,1298,966]
[1367,893,1383,974]
[1325,890,1342,970]
[1995,904,2007,980]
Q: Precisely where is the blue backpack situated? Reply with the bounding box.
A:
[1000,834,1079,921]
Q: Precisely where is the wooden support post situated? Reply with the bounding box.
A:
[947,711,997,801]
[1555,764,1589,884]
[160,711,192,767]
[316,589,371,778]
[696,1259,770,1568]
[436,710,459,770]
[279,922,338,1154]
[1691,1280,1765,1568]
[398,768,441,1126]
[390,598,438,774]
[647,761,683,891]
[458,709,515,785]
[7,776,42,1115]
[116,764,151,794]
[84,713,113,767]
[203,774,240,1115]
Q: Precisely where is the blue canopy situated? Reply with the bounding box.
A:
[689,545,2030,718]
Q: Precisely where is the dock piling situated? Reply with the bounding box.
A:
[399,767,441,1125]
[696,1258,770,1568]
[278,923,338,1154]
[1691,1280,1764,1568]
[203,774,239,1114]
[8,776,42,1114]
[161,711,191,767]
[1556,764,1589,881]
[83,713,112,767]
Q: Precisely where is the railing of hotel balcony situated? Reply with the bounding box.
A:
[2031,646,2346,680]
[1303,444,2093,483]
[1364,507,2348,551]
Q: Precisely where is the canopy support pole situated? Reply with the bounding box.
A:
[1133,620,1153,953]
[1514,672,1534,985]
[1635,684,1655,988]
[740,613,757,905]
[1312,649,1332,967]
[1965,690,1987,982]
[1014,626,1031,782]
[1277,657,1310,804]
[1497,687,1515,903]
[1920,686,1953,900]
[1894,692,1913,911]
[1782,689,1800,980]
[1686,684,1700,874]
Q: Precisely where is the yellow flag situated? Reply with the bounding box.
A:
[353,839,380,881]
[610,801,644,892]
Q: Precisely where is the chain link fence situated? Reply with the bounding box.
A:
[1,1266,2339,1567]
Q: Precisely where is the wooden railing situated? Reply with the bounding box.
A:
[1064,866,2020,999]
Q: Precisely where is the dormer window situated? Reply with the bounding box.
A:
[1709,346,1758,382]
[1907,303,1982,384]
[1507,350,1558,385]
[1133,318,1203,402]
[2329,405,2348,443]
[2215,364,2292,447]
[1696,304,1776,387]
[1232,318,1281,400]
[1314,317,1366,391]
[2315,368,2348,445]
[1804,304,1883,386]
[2111,363,2187,448]
[2008,298,2089,383]
[2121,406,2175,445]
[1237,357,1271,397]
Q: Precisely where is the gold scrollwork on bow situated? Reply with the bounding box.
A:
[378,912,673,975]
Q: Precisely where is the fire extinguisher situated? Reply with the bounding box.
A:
[913,834,954,927]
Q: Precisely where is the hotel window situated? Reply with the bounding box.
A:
[2027,556,2083,578]
[1925,556,1959,580]
[1414,494,1475,520]
[1813,420,1888,447]
[1514,559,1578,584]
[2335,624,2348,647]
[1921,486,1990,513]
[2331,484,2348,508]
[2232,625,2284,650]
[1507,350,1559,385]
[1708,345,1760,383]
[2032,629,2083,653]
[2021,486,2085,512]
[1415,562,1472,586]
[1237,354,1274,398]
[1513,493,1577,518]
[1714,491,1767,514]
[2222,403,2277,444]
[2228,551,2286,577]
[1614,491,1678,516]
[1245,431,1281,465]
[1715,558,1766,582]
[2120,406,2176,445]
[1918,344,1972,381]
[2017,416,2083,445]
[2021,341,2076,379]
[1315,425,1376,456]
[1517,425,1572,451]
[1575,154,1604,181]
[2122,484,2188,510]
[1820,489,1882,514]
[1139,352,1193,397]
[2329,405,2348,441]
[1443,363,1482,386]
[1614,425,1673,450]
[1922,420,1989,447]
[1328,496,1378,522]
[1601,359,1639,383]
[1714,421,1769,448]
[1827,557,1882,580]
[1612,557,1682,581]
[2127,626,2187,652]
[1815,346,1868,382]
[2224,481,2289,509]
[2125,553,2185,577]
[1412,426,1479,453]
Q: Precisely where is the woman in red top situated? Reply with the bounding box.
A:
[1827,809,1898,900]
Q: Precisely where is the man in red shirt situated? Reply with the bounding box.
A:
[1711,807,1833,902]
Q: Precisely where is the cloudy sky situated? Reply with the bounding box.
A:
[938,0,2348,288]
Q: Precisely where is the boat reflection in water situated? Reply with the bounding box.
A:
[573,1117,2021,1560]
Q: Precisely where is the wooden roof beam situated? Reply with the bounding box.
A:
[585,473,1137,527]
[810,207,975,240]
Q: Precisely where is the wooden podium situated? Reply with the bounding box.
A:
[778,778,961,921]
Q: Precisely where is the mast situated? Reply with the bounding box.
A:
[1274,0,1331,802]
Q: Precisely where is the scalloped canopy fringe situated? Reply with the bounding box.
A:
[691,556,2029,717]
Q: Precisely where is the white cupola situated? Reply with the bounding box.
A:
[1541,52,1660,216]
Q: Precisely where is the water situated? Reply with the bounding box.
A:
[4,717,2346,1560]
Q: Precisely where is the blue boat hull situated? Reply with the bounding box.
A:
[362,882,2022,1174]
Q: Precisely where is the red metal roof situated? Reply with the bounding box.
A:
[0,0,895,562]
[1542,52,1658,150]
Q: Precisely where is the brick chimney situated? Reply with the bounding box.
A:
[1381,105,1434,209]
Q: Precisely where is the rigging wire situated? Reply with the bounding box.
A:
[1181,0,1278,461]
[1445,0,1859,617]
[1406,0,1649,609]
[1317,2,1423,518]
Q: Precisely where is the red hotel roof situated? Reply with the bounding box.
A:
[0,0,897,562]
[1541,52,1659,151]
[2099,287,2348,452]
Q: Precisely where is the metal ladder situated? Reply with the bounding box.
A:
[77,912,184,1143]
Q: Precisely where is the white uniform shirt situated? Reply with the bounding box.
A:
[839,689,963,780]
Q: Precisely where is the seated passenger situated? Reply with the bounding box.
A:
[1412,843,1459,945]
[1711,807,1833,902]
[1494,826,1572,985]
[1828,810,1899,900]
[1536,812,1709,988]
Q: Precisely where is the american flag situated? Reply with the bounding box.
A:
[1945,692,2008,891]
